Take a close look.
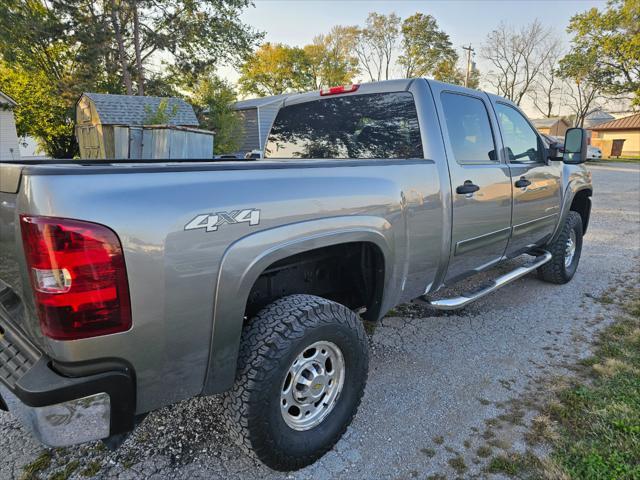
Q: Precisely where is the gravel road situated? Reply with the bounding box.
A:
[2,162,639,480]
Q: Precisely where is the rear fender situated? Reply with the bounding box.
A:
[549,169,592,244]
[202,216,394,395]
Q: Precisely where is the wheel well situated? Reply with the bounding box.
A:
[245,242,385,322]
[570,189,592,234]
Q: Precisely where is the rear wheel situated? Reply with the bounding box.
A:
[538,211,583,284]
[222,294,369,471]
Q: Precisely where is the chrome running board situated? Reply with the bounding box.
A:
[417,250,553,311]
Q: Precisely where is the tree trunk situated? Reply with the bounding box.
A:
[109,0,133,95]
[131,0,144,95]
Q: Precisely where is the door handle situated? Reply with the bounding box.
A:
[456,181,480,195]
[515,177,531,188]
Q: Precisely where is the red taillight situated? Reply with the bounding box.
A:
[319,84,359,96]
[20,215,131,340]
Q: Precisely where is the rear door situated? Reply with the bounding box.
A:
[491,102,562,255]
[430,84,512,282]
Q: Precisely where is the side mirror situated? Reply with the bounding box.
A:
[563,128,588,164]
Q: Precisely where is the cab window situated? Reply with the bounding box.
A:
[440,92,498,164]
[495,103,543,163]
[265,92,423,159]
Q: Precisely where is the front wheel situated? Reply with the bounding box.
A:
[222,294,369,471]
[538,210,583,284]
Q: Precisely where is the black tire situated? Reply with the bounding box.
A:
[537,211,583,284]
[221,294,369,471]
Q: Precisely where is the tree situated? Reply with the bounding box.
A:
[529,46,564,118]
[143,99,178,124]
[352,12,401,82]
[398,13,457,78]
[564,0,640,105]
[25,0,262,95]
[0,0,260,156]
[0,0,86,157]
[238,43,315,96]
[305,26,359,88]
[481,19,560,105]
[189,74,243,154]
[0,62,78,158]
[558,49,605,126]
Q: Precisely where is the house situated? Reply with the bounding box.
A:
[583,110,615,129]
[18,135,51,160]
[589,113,640,158]
[0,90,20,160]
[76,93,214,159]
[232,94,290,154]
[531,117,571,137]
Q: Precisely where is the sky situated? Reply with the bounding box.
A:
[221,0,609,115]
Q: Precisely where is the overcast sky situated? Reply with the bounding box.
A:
[221,0,608,115]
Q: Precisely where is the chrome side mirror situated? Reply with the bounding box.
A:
[563,128,588,164]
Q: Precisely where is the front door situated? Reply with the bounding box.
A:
[492,102,562,255]
[432,86,513,282]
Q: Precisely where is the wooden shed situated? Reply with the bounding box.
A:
[531,117,571,137]
[76,93,214,159]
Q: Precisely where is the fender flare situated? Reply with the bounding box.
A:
[550,182,592,244]
[202,216,394,394]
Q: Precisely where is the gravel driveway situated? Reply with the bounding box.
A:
[2,162,639,480]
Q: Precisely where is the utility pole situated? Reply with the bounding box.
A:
[462,44,475,88]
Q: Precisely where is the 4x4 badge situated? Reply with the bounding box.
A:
[184,209,260,233]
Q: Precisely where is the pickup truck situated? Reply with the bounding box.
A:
[0,79,592,471]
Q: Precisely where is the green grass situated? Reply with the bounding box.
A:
[588,157,640,164]
[49,460,80,480]
[545,289,640,479]
[80,461,101,477]
[20,452,51,480]
[485,452,542,476]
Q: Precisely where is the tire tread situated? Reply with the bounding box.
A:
[221,294,368,470]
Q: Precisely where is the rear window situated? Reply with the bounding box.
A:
[264,92,423,159]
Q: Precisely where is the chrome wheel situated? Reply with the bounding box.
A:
[565,230,577,268]
[280,341,345,431]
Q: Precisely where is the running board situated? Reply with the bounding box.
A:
[417,250,553,311]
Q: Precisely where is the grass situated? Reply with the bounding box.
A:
[420,447,436,458]
[543,287,640,479]
[80,461,101,477]
[588,157,640,164]
[447,455,468,474]
[485,452,542,476]
[20,452,51,480]
[49,460,80,480]
[476,445,492,458]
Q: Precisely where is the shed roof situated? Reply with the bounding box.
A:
[81,93,199,126]
[589,113,640,131]
[0,90,17,107]
[233,93,290,110]
[531,117,568,128]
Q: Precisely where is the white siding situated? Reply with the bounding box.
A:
[0,109,20,160]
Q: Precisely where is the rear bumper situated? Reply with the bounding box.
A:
[0,315,136,447]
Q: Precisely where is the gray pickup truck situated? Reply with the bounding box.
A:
[0,79,592,471]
